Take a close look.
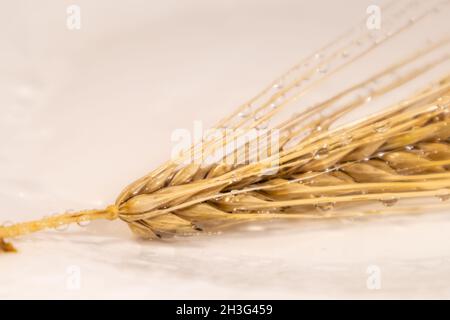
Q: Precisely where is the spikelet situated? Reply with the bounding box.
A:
[1,0,450,251]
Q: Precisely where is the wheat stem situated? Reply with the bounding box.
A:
[0,206,118,240]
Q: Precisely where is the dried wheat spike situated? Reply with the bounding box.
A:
[114,89,450,239]
[3,83,448,247]
[1,0,450,251]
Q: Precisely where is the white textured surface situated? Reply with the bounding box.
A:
[1,0,450,299]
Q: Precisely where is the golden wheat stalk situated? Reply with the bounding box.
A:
[2,83,448,246]
[1,0,449,251]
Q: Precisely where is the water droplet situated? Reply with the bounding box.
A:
[317,66,328,74]
[256,121,269,130]
[405,145,414,151]
[273,83,283,90]
[1,221,14,228]
[315,202,335,212]
[380,197,398,207]
[438,103,449,114]
[385,30,394,38]
[55,221,69,232]
[374,37,383,45]
[230,174,240,183]
[314,146,329,159]
[374,121,390,133]
[314,53,322,60]
[339,133,353,145]
[223,196,234,202]
[77,217,91,227]
[359,86,375,101]
[437,194,450,202]
[238,105,252,118]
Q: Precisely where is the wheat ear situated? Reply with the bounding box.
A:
[1,0,450,251]
[1,80,449,249]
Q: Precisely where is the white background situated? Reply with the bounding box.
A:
[1,0,450,299]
